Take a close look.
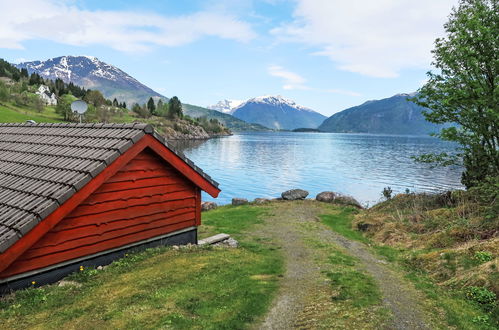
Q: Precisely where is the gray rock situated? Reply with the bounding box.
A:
[281,189,309,200]
[232,198,248,206]
[224,237,239,248]
[316,191,337,203]
[316,191,363,209]
[333,195,363,209]
[198,233,231,245]
[201,201,217,212]
[253,198,270,204]
[214,237,239,248]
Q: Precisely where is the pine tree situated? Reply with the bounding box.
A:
[147,97,156,115]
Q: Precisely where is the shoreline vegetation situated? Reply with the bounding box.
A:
[0,190,496,329]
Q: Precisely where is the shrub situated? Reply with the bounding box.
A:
[382,187,393,200]
[474,251,493,264]
[465,286,496,307]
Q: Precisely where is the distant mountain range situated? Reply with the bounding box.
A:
[318,93,441,135]
[14,56,266,131]
[15,56,440,135]
[209,95,326,130]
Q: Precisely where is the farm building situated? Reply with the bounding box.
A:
[0,123,220,292]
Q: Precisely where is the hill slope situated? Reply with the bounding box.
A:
[231,95,326,130]
[319,93,441,135]
[183,103,270,131]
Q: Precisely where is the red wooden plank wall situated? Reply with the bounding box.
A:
[1,149,198,278]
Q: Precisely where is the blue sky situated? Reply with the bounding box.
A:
[0,0,457,116]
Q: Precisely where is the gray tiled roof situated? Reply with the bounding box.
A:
[0,123,218,253]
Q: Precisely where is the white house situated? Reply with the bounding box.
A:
[36,85,57,106]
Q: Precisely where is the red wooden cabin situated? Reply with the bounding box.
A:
[0,123,220,292]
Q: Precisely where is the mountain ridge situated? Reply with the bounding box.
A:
[318,93,441,135]
[15,56,162,106]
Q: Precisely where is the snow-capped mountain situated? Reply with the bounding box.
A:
[207,99,243,114]
[229,95,326,130]
[15,56,162,106]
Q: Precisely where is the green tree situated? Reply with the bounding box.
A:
[84,90,106,108]
[20,68,29,79]
[414,0,498,188]
[56,94,77,121]
[168,96,183,119]
[147,97,156,115]
[0,81,9,102]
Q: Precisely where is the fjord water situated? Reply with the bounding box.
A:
[173,132,463,206]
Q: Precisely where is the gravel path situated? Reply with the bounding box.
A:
[251,201,430,329]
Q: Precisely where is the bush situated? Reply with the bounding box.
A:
[465,286,496,307]
[382,187,393,200]
[474,251,493,264]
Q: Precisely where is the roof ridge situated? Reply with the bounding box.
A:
[0,123,152,131]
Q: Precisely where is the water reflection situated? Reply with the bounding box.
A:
[174,132,463,206]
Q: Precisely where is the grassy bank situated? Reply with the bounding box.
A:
[325,195,498,329]
[0,102,62,123]
[0,206,282,329]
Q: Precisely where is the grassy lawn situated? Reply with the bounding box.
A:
[0,103,63,123]
[0,205,283,330]
[320,205,498,330]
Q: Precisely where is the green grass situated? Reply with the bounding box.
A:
[300,228,389,328]
[320,205,498,330]
[320,207,368,243]
[325,249,382,308]
[0,205,283,330]
[199,205,267,237]
[404,270,497,330]
[0,103,62,123]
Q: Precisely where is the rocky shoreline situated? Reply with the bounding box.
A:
[161,123,232,140]
[202,188,363,211]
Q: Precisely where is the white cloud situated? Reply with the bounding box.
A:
[268,65,309,90]
[268,65,361,96]
[272,0,457,78]
[0,0,256,52]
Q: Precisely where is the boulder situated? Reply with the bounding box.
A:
[253,198,270,204]
[201,201,218,212]
[315,191,363,209]
[333,195,363,209]
[281,189,309,200]
[232,198,248,206]
[316,191,336,203]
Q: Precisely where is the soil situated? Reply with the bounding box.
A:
[250,200,430,329]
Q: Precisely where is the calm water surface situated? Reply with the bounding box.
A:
[173,132,463,206]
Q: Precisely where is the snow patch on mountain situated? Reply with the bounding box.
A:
[207,99,243,114]
[14,55,162,106]
[238,95,317,113]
